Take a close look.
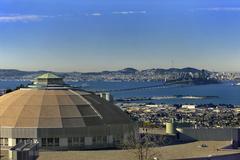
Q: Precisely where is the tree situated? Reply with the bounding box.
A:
[5,88,13,93]
[124,133,161,160]
[15,84,25,90]
[5,84,26,94]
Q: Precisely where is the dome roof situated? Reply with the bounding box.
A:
[36,73,62,79]
[0,88,131,128]
[33,73,64,87]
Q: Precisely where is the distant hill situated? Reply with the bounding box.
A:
[94,68,138,75]
[117,68,139,74]
[141,67,202,74]
[0,69,51,80]
[0,69,30,77]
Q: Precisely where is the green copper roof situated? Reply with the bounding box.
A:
[37,73,61,79]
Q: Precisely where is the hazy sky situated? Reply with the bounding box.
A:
[0,0,240,72]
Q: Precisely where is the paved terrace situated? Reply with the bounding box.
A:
[2,141,240,160]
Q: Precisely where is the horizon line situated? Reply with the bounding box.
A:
[0,67,238,73]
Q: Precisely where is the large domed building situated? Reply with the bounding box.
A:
[0,73,134,150]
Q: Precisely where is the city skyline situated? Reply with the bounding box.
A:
[0,0,240,72]
[0,66,237,73]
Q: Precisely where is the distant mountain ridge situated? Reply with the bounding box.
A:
[0,67,204,74]
[0,67,214,81]
[82,67,205,74]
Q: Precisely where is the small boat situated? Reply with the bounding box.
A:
[234,83,240,86]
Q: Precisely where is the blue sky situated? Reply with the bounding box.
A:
[0,0,240,72]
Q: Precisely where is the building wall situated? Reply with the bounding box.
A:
[0,128,37,138]
[177,128,240,143]
[38,135,124,150]
[8,138,16,147]
[0,124,134,138]
[0,123,135,150]
[59,138,68,147]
